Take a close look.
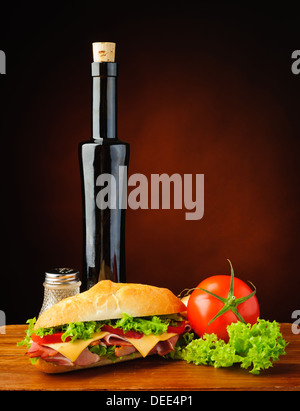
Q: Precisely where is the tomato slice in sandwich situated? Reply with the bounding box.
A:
[101,325,143,339]
[31,332,71,344]
[166,321,186,334]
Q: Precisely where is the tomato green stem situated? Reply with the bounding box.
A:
[198,260,257,330]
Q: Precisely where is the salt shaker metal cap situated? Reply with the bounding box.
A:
[45,268,80,285]
[39,268,81,317]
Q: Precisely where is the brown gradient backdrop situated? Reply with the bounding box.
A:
[1,4,299,323]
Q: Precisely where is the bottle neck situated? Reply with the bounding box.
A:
[91,62,117,140]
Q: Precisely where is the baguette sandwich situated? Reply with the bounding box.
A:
[19,280,191,373]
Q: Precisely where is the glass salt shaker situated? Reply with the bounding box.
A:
[39,268,81,317]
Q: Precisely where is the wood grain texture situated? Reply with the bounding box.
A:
[0,324,299,391]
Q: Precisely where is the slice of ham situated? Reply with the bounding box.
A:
[26,343,99,367]
[26,342,42,353]
[44,353,74,366]
[26,342,58,359]
[102,333,133,347]
[151,335,180,356]
[26,342,74,366]
[74,348,100,366]
[184,323,192,333]
[115,345,137,357]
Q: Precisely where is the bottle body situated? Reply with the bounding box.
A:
[79,56,129,291]
[79,139,129,290]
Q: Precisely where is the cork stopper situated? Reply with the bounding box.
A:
[92,42,116,62]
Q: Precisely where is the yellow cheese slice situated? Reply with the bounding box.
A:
[43,331,109,362]
[125,333,177,358]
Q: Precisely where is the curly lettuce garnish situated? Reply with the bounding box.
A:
[166,319,288,375]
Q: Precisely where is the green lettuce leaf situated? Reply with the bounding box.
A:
[227,319,288,374]
[61,321,103,342]
[89,344,117,362]
[179,333,238,367]
[114,313,169,335]
[17,318,38,348]
[179,319,288,375]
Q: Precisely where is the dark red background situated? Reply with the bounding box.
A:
[0,3,299,324]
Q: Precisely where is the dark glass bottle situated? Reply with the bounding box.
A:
[79,44,129,290]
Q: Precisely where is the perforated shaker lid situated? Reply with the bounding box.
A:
[44,268,80,285]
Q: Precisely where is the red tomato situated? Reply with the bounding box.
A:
[31,332,71,344]
[167,321,187,334]
[101,325,143,339]
[187,262,260,341]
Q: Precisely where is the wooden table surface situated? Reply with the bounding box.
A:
[0,323,299,391]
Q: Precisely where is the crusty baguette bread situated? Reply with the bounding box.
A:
[35,280,186,329]
[34,352,144,374]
